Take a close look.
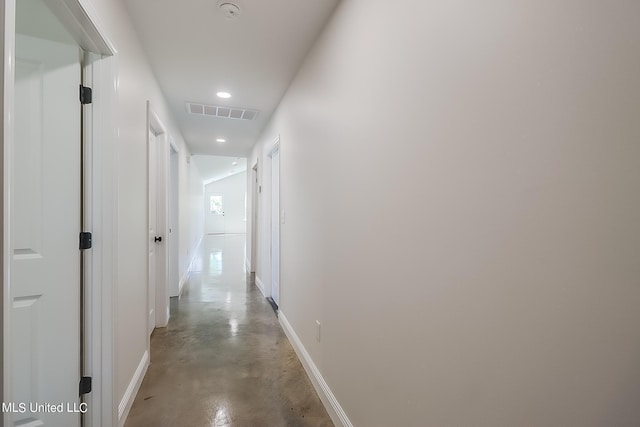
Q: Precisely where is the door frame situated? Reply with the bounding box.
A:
[168,141,180,297]
[249,161,259,274]
[268,136,280,306]
[2,1,117,426]
[147,102,170,333]
[205,192,226,234]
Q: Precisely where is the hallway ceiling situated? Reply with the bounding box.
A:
[123,0,340,157]
[192,155,247,184]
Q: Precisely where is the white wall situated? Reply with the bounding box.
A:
[248,1,640,426]
[204,171,247,235]
[78,0,203,423]
[185,157,204,285]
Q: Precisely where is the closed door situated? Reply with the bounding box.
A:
[11,32,82,426]
[206,193,225,234]
[148,130,157,335]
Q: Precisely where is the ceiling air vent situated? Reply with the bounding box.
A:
[186,102,259,121]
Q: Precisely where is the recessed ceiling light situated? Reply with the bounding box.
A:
[232,161,237,166]
[216,91,231,99]
[216,138,226,143]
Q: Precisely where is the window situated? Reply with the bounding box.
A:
[209,195,223,215]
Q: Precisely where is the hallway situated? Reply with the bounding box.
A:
[124,234,333,427]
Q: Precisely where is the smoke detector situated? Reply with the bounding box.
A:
[218,2,241,20]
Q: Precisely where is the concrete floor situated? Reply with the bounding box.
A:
[124,234,333,427]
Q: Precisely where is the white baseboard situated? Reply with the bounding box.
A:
[179,235,203,296]
[118,350,149,426]
[278,312,353,427]
[255,276,265,297]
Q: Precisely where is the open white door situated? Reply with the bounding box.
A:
[4,0,117,425]
[11,28,82,427]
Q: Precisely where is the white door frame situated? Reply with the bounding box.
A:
[147,102,170,332]
[268,136,281,306]
[250,161,258,274]
[2,1,117,426]
[168,141,180,297]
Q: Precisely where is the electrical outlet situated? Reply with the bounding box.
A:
[316,320,321,342]
[281,209,286,224]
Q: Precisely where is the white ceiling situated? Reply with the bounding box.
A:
[123,0,340,157]
[192,155,247,185]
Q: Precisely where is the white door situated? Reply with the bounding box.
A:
[148,130,157,335]
[206,192,225,234]
[271,149,280,305]
[11,34,82,427]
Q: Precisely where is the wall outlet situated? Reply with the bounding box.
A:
[281,209,286,224]
[316,320,321,342]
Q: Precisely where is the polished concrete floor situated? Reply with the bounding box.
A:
[125,234,333,427]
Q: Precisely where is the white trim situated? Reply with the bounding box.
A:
[245,257,250,273]
[84,50,118,427]
[255,276,266,296]
[1,1,16,419]
[279,312,353,427]
[49,0,116,55]
[94,52,118,427]
[117,350,149,426]
[169,136,179,153]
[178,234,203,296]
[249,161,259,275]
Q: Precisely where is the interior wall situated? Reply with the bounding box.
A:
[187,158,204,281]
[204,171,247,235]
[179,155,203,294]
[79,0,203,419]
[248,1,640,426]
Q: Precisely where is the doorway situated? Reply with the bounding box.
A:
[4,0,117,426]
[269,139,280,306]
[205,192,225,234]
[169,144,180,296]
[250,162,259,274]
[147,104,170,334]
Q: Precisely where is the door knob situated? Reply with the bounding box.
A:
[154,236,163,243]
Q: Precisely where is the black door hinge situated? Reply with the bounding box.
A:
[80,85,92,104]
[79,232,92,250]
[79,376,92,396]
